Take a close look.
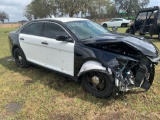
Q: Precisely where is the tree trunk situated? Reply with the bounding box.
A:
[48,14,52,18]
[69,11,74,17]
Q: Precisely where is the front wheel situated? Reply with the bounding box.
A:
[148,64,155,85]
[13,48,30,68]
[81,71,113,98]
[102,24,107,28]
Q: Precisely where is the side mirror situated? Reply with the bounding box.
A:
[56,35,73,42]
[112,26,118,32]
[56,35,68,41]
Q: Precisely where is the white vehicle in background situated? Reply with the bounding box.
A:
[101,18,131,27]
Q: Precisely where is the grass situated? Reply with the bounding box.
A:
[0,24,22,29]
[0,27,160,120]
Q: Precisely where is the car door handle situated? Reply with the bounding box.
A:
[20,38,24,40]
[41,42,48,45]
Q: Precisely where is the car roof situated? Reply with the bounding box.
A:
[139,6,159,12]
[112,18,124,19]
[43,17,88,23]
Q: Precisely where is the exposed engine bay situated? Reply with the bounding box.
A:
[113,59,154,92]
[101,43,154,91]
[85,41,158,92]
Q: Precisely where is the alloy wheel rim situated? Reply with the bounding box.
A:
[86,72,106,92]
[16,52,23,65]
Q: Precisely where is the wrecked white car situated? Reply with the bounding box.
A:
[8,18,160,98]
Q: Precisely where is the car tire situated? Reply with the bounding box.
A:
[129,28,134,34]
[125,28,130,33]
[102,24,107,28]
[148,64,155,85]
[81,71,113,98]
[139,33,145,36]
[13,48,30,68]
[121,23,125,27]
[158,32,160,40]
[141,64,155,90]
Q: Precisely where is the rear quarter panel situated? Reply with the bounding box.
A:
[8,31,20,56]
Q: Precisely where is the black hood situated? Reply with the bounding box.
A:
[82,33,159,57]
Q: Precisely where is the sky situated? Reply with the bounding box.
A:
[0,0,160,22]
[0,0,32,22]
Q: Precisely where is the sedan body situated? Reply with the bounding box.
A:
[101,18,131,27]
[9,18,160,98]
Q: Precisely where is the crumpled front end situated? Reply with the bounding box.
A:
[112,56,159,92]
[83,33,160,92]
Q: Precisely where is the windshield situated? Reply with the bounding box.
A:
[65,20,110,40]
[136,12,147,20]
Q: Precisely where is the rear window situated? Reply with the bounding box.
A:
[21,22,43,36]
[116,19,123,21]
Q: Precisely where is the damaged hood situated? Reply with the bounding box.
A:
[83,33,159,57]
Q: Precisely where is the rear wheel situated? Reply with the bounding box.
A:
[125,28,130,33]
[129,28,134,34]
[81,71,113,98]
[158,32,160,40]
[121,23,125,27]
[125,23,128,27]
[125,28,134,34]
[13,48,30,68]
[102,24,107,28]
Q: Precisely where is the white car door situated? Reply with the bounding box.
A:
[41,22,75,76]
[107,19,117,27]
[19,22,44,66]
[116,19,123,27]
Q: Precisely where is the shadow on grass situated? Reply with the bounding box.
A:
[0,56,146,107]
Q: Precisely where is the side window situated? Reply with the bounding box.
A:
[147,12,152,19]
[21,26,29,34]
[111,19,116,22]
[116,19,123,21]
[136,12,147,20]
[21,22,43,36]
[44,23,68,39]
[150,10,158,19]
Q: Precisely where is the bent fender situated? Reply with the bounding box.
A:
[77,61,107,77]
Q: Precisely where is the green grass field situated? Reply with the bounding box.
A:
[0,27,160,120]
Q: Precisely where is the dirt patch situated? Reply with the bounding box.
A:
[5,102,22,113]
[49,113,74,120]
[94,112,122,120]
[24,80,35,86]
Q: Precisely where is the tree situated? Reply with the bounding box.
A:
[88,0,112,18]
[24,4,33,21]
[24,0,113,19]
[139,0,150,8]
[115,0,150,17]
[56,0,88,17]
[0,12,9,23]
[106,3,118,19]
[24,0,56,19]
